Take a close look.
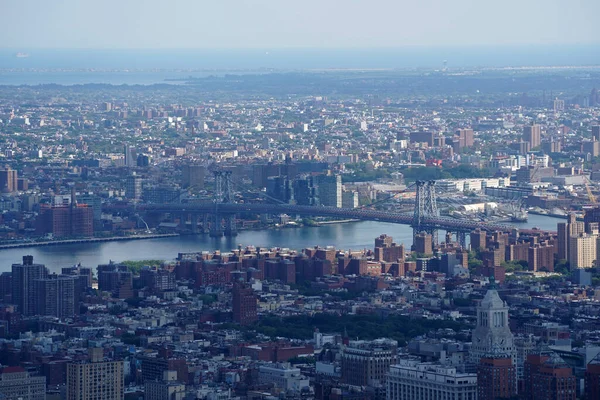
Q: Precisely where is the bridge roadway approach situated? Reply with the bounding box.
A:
[140,203,515,233]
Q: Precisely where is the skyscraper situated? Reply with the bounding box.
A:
[125,174,142,201]
[66,348,124,400]
[12,256,48,316]
[124,144,136,167]
[232,281,257,325]
[470,284,516,365]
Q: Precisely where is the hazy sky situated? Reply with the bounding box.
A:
[1,0,599,49]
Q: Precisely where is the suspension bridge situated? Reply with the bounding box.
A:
[136,172,516,245]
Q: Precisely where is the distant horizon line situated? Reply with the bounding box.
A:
[2,43,600,51]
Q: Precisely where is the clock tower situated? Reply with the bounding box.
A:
[470,283,516,365]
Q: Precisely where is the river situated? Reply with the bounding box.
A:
[0,214,562,273]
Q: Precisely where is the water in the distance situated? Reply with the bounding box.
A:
[0,214,560,273]
[2,45,600,85]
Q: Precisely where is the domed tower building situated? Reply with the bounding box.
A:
[470,280,516,366]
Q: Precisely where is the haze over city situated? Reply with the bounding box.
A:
[2,0,599,49]
[2,1,600,400]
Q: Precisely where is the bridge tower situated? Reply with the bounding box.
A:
[210,171,224,237]
[223,171,238,237]
[412,180,439,244]
[412,180,427,239]
[425,180,439,244]
[210,170,238,237]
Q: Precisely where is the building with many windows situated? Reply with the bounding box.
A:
[341,338,397,387]
[12,255,48,316]
[315,174,342,208]
[33,274,76,318]
[0,366,46,400]
[477,353,517,400]
[232,281,257,325]
[523,353,576,400]
[568,232,597,269]
[66,348,124,400]
[387,360,477,400]
[144,370,185,400]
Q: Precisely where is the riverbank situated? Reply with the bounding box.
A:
[317,219,361,225]
[0,233,179,249]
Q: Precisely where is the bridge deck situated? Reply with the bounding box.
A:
[139,203,516,233]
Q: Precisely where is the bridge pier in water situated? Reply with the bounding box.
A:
[224,215,238,237]
[190,214,199,234]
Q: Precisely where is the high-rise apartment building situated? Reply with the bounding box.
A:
[12,256,48,316]
[182,164,205,189]
[470,228,487,251]
[553,98,565,113]
[0,367,46,400]
[341,339,397,386]
[97,263,133,299]
[477,354,517,400]
[414,232,433,255]
[33,274,76,318]
[528,243,555,272]
[36,204,94,238]
[523,124,541,149]
[557,213,585,261]
[456,128,474,148]
[470,285,516,365]
[0,166,18,193]
[568,233,596,269]
[387,360,477,400]
[66,348,124,400]
[232,281,257,325]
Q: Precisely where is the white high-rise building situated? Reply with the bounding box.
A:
[469,285,516,365]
